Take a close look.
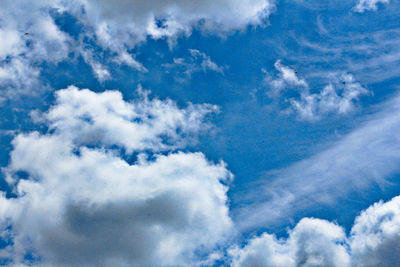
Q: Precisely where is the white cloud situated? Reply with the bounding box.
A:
[230,218,349,267]
[237,92,400,230]
[43,85,217,153]
[112,52,148,72]
[289,74,370,121]
[266,60,308,96]
[266,61,369,120]
[350,196,400,267]
[354,0,390,12]
[163,49,224,82]
[65,0,274,79]
[230,195,400,267]
[0,0,275,98]
[80,49,111,82]
[74,0,275,43]
[0,29,23,59]
[0,58,41,98]
[0,86,233,266]
[0,0,70,98]
[189,49,225,74]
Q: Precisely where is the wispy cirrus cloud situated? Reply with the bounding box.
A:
[236,92,400,230]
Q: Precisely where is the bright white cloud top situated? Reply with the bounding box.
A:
[0,0,276,97]
[354,0,391,12]
[44,86,218,152]
[0,86,233,266]
[230,195,400,267]
[3,87,400,266]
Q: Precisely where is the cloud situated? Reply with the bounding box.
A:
[237,92,400,230]
[288,74,370,121]
[265,61,369,120]
[66,0,274,80]
[0,58,41,99]
[188,49,225,74]
[43,85,217,152]
[350,196,400,267]
[229,218,349,267]
[0,0,275,97]
[265,60,308,96]
[75,0,276,42]
[0,0,71,98]
[230,195,400,267]
[354,0,390,12]
[163,49,224,82]
[0,86,233,266]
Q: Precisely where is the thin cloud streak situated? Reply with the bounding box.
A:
[236,92,400,230]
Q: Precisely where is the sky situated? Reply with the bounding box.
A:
[0,0,400,266]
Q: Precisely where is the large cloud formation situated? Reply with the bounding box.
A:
[76,0,275,39]
[230,195,400,267]
[3,82,400,267]
[0,86,233,266]
[0,0,275,96]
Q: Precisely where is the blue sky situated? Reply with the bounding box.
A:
[1,0,400,266]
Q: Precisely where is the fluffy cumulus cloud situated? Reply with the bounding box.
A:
[350,196,400,267]
[75,0,276,42]
[0,86,233,266]
[354,0,390,12]
[265,61,369,120]
[230,195,400,267]
[43,85,218,152]
[288,74,369,121]
[66,0,275,77]
[230,218,349,267]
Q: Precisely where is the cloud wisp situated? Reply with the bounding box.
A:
[163,49,225,82]
[354,0,391,12]
[237,91,400,230]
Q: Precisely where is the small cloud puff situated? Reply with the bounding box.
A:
[354,0,390,12]
[265,61,370,121]
[266,60,308,96]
